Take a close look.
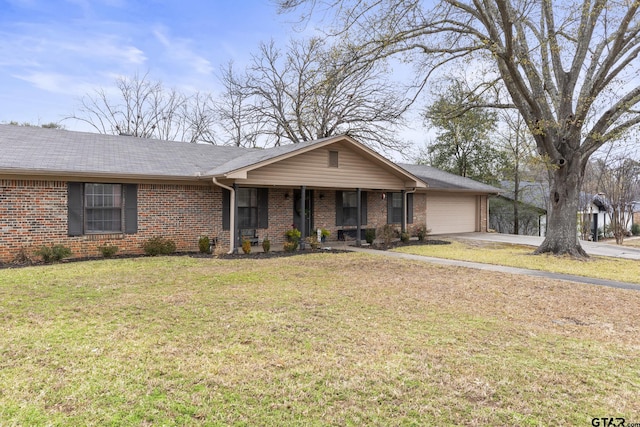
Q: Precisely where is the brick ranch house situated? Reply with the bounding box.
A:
[0,125,500,262]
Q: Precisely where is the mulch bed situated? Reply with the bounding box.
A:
[0,239,451,268]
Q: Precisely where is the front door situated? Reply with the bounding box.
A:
[293,189,314,236]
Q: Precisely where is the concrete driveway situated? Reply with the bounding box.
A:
[444,232,640,260]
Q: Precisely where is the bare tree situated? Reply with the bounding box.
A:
[279,0,640,257]
[495,111,538,234]
[215,62,266,147]
[219,37,410,153]
[68,72,218,143]
[594,157,640,244]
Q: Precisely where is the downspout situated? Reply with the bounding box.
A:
[403,187,417,233]
[212,177,235,254]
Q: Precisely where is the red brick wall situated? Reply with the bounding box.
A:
[0,181,440,263]
[0,180,228,263]
[479,195,489,232]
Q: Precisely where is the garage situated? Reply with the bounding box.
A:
[426,194,478,234]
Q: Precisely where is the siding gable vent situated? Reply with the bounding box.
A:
[328,150,339,168]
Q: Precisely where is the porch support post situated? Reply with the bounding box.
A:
[300,186,306,250]
[401,189,407,234]
[356,188,362,246]
[233,183,239,254]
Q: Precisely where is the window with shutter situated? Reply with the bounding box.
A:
[67,183,137,235]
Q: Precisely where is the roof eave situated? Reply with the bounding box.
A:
[0,168,207,182]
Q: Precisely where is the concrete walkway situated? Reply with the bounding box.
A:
[340,234,640,292]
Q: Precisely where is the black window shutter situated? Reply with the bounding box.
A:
[361,191,368,225]
[387,192,393,224]
[407,193,414,224]
[335,191,343,226]
[124,184,138,234]
[258,188,269,229]
[68,182,83,236]
[222,188,231,230]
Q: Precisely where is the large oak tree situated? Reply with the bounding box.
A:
[279,0,640,257]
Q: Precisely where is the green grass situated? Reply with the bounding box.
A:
[1,254,639,425]
[393,240,640,283]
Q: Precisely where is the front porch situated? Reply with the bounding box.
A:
[225,186,423,253]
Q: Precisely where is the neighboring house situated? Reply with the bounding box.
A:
[0,125,500,262]
[490,181,548,237]
[578,192,633,240]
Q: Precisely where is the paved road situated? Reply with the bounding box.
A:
[343,233,640,291]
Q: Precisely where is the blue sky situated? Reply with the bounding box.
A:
[0,0,301,130]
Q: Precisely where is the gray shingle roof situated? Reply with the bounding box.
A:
[0,124,250,178]
[0,125,499,194]
[398,163,502,193]
[498,180,548,211]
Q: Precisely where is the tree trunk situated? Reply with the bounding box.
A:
[534,157,588,258]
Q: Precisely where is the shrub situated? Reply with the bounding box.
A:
[12,248,33,265]
[306,235,320,250]
[283,241,298,252]
[285,227,301,243]
[242,239,252,254]
[262,237,271,253]
[377,224,396,247]
[198,235,211,253]
[35,244,72,263]
[143,237,177,256]
[97,245,118,258]
[400,232,410,243]
[632,223,640,236]
[414,224,430,242]
[213,244,228,257]
[365,228,376,245]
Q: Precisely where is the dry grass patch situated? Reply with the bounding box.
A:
[622,238,640,248]
[1,254,639,426]
[394,239,640,284]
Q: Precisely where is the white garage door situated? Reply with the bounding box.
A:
[427,194,478,234]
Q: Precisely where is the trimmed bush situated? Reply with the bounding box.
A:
[242,239,252,254]
[285,228,301,243]
[97,245,119,258]
[35,245,72,263]
[143,237,177,256]
[262,238,271,254]
[632,223,640,236]
[198,235,211,253]
[365,228,376,245]
[283,241,298,252]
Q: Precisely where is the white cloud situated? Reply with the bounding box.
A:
[13,71,100,96]
[152,25,214,76]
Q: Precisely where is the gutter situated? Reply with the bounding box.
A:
[403,187,417,233]
[212,177,235,255]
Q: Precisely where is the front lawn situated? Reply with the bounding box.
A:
[1,254,639,425]
[393,239,640,284]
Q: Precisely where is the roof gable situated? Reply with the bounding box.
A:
[205,135,427,189]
